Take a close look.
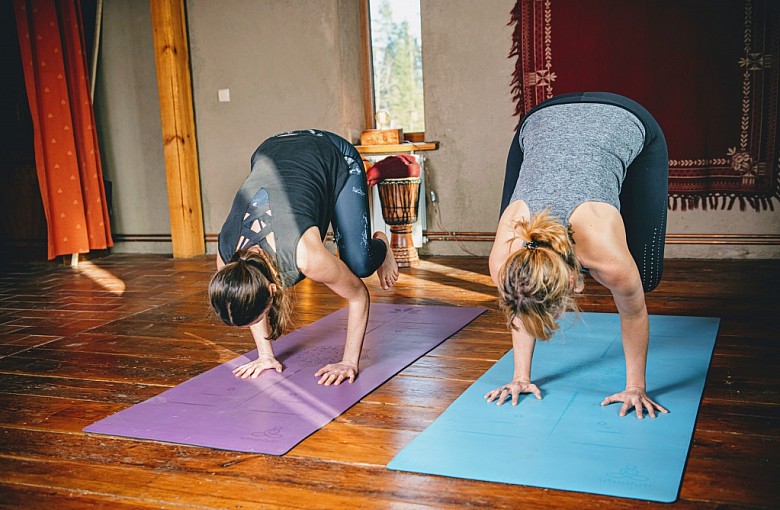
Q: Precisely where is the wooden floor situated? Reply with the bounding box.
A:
[0,254,777,509]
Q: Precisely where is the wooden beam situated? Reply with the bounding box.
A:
[149,0,205,258]
[359,0,375,129]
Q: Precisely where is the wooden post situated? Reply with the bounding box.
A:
[149,0,205,258]
[359,0,375,130]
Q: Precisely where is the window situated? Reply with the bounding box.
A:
[362,0,425,137]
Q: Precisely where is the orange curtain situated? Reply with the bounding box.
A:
[13,0,112,259]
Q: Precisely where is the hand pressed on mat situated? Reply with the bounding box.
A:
[601,385,669,419]
[484,379,542,406]
[315,360,358,386]
[232,353,282,379]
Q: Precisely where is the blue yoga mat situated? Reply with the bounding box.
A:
[387,313,720,503]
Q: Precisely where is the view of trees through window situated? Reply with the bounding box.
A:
[369,0,425,133]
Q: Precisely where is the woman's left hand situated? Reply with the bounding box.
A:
[315,361,358,386]
[601,386,669,419]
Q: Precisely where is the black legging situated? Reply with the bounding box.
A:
[321,131,387,278]
[500,92,668,292]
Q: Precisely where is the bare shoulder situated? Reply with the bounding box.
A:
[496,201,531,235]
[570,202,637,287]
[489,201,530,284]
[570,203,628,264]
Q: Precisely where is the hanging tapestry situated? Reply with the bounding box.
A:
[509,0,780,211]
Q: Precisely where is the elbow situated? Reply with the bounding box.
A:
[488,257,503,288]
[349,279,370,305]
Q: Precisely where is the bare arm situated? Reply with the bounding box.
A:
[486,202,541,405]
[572,203,668,417]
[232,312,284,379]
[509,321,537,385]
[484,319,542,405]
[590,265,666,417]
[297,227,370,385]
[589,266,650,389]
[216,251,284,379]
[488,201,530,286]
[249,316,277,359]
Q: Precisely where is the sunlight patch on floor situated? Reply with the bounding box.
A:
[415,260,495,286]
[76,260,126,295]
[396,260,496,302]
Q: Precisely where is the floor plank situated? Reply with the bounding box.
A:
[0,255,777,509]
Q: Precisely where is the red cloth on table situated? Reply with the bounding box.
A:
[366,155,420,186]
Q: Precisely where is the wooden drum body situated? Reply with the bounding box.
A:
[377,177,421,267]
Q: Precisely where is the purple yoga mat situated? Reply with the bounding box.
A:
[84,303,485,454]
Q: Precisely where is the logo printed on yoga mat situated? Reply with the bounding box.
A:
[389,306,423,315]
[283,345,373,367]
[242,426,284,442]
[601,465,651,488]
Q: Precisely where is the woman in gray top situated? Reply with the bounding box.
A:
[486,92,669,419]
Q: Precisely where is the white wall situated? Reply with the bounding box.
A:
[94,0,170,254]
[418,0,517,256]
[187,0,365,242]
[94,0,779,259]
[94,0,364,255]
[665,208,780,258]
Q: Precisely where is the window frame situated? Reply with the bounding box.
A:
[359,0,425,142]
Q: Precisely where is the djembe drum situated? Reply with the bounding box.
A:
[377,177,421,267]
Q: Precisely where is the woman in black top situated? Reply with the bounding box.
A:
[209,130,398,385]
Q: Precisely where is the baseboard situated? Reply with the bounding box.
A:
[117,232,780,246]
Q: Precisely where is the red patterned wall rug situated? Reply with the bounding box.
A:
[509,0,779,211]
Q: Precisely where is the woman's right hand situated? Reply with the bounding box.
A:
[484,380,542,406]
[232,355,282,379]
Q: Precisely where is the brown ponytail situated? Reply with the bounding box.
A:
[497,209,583,340]
[208,249,292,340]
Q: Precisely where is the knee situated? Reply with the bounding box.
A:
[344,257,375,278]
[642,267,663,292]
[341,239,386,278]
[349,263,375,279]
[643,279,659,293]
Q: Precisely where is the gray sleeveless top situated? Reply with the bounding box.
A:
[509,103,646,224]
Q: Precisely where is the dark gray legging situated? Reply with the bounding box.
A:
[321,131,387,278]
[500,92,668,292]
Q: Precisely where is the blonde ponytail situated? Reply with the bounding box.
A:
[497,209,582,340]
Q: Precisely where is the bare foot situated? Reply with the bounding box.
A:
[373,231,399,290]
